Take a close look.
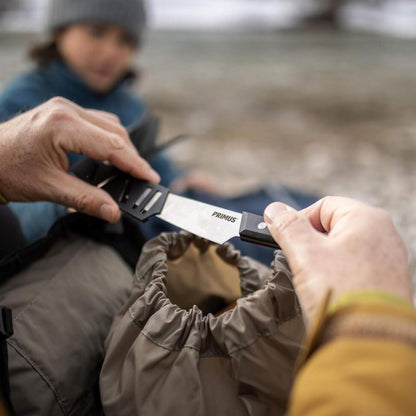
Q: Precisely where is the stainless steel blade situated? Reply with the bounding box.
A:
[156,193,242,245]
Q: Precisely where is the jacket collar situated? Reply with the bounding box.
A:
[42,60,127,103]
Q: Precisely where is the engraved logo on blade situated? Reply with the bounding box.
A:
[212,211,237,223]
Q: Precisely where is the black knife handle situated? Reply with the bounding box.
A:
[103,175,169,221]
[239,212,280,249]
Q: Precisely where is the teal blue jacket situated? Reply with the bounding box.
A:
[0,60,179,242]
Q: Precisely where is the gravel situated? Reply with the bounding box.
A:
[1,30,415,296]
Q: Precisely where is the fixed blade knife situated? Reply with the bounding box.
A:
[100,174,279,249]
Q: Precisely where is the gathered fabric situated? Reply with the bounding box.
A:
[100,232,305,416]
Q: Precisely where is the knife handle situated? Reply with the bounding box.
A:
[239,212,280,249]
[103,175,169,221]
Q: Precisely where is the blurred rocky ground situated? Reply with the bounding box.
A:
[1,30,415,292]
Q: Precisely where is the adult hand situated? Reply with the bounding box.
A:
[0,97,160,223]
[264,197,412,320]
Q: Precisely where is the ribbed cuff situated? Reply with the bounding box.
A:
[296,290,416,371]
[329,290,414,313]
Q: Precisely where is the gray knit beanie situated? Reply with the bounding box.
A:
[47,0,147,44]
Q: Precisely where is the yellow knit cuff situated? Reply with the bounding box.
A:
[329,291,415,314]
[296,290,416,371]
[0,191,7,205]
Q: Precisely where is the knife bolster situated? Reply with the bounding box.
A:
[239,212,280,249]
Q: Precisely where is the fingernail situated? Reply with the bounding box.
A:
[99,203,116,222]
[264,203,288,224]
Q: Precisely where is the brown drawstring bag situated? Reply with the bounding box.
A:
[100,232,304,416]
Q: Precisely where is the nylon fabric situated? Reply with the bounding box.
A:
[100,232,305,416]
[0,234,134,415]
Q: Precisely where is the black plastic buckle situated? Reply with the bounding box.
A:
[0,307,13,339]
[103,174,169,222]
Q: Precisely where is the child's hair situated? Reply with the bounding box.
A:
[28,31,63,67]
[28,31,138,83]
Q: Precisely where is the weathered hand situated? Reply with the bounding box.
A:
[0,97,160,222]
[264,196,412,320]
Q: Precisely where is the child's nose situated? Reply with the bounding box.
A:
[99,38,121,59]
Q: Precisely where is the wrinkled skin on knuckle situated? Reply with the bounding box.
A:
[34,108,75,155]
[90,109,120,123]
[47,96,72,108]
[106,112,121,124]
[41,97,78,130]
[45,106,74,128]
[72,192,94,215]
[108,133,126,150]
[111,124,130,145]
[40,124,71,171]
[271,210,300,235]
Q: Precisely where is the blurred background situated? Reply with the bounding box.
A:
[1,0,416,285]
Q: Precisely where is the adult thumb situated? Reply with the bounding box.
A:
[49,173,121,223]
[264,202,321,264]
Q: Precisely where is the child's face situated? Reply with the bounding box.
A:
[56,23,137,93]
